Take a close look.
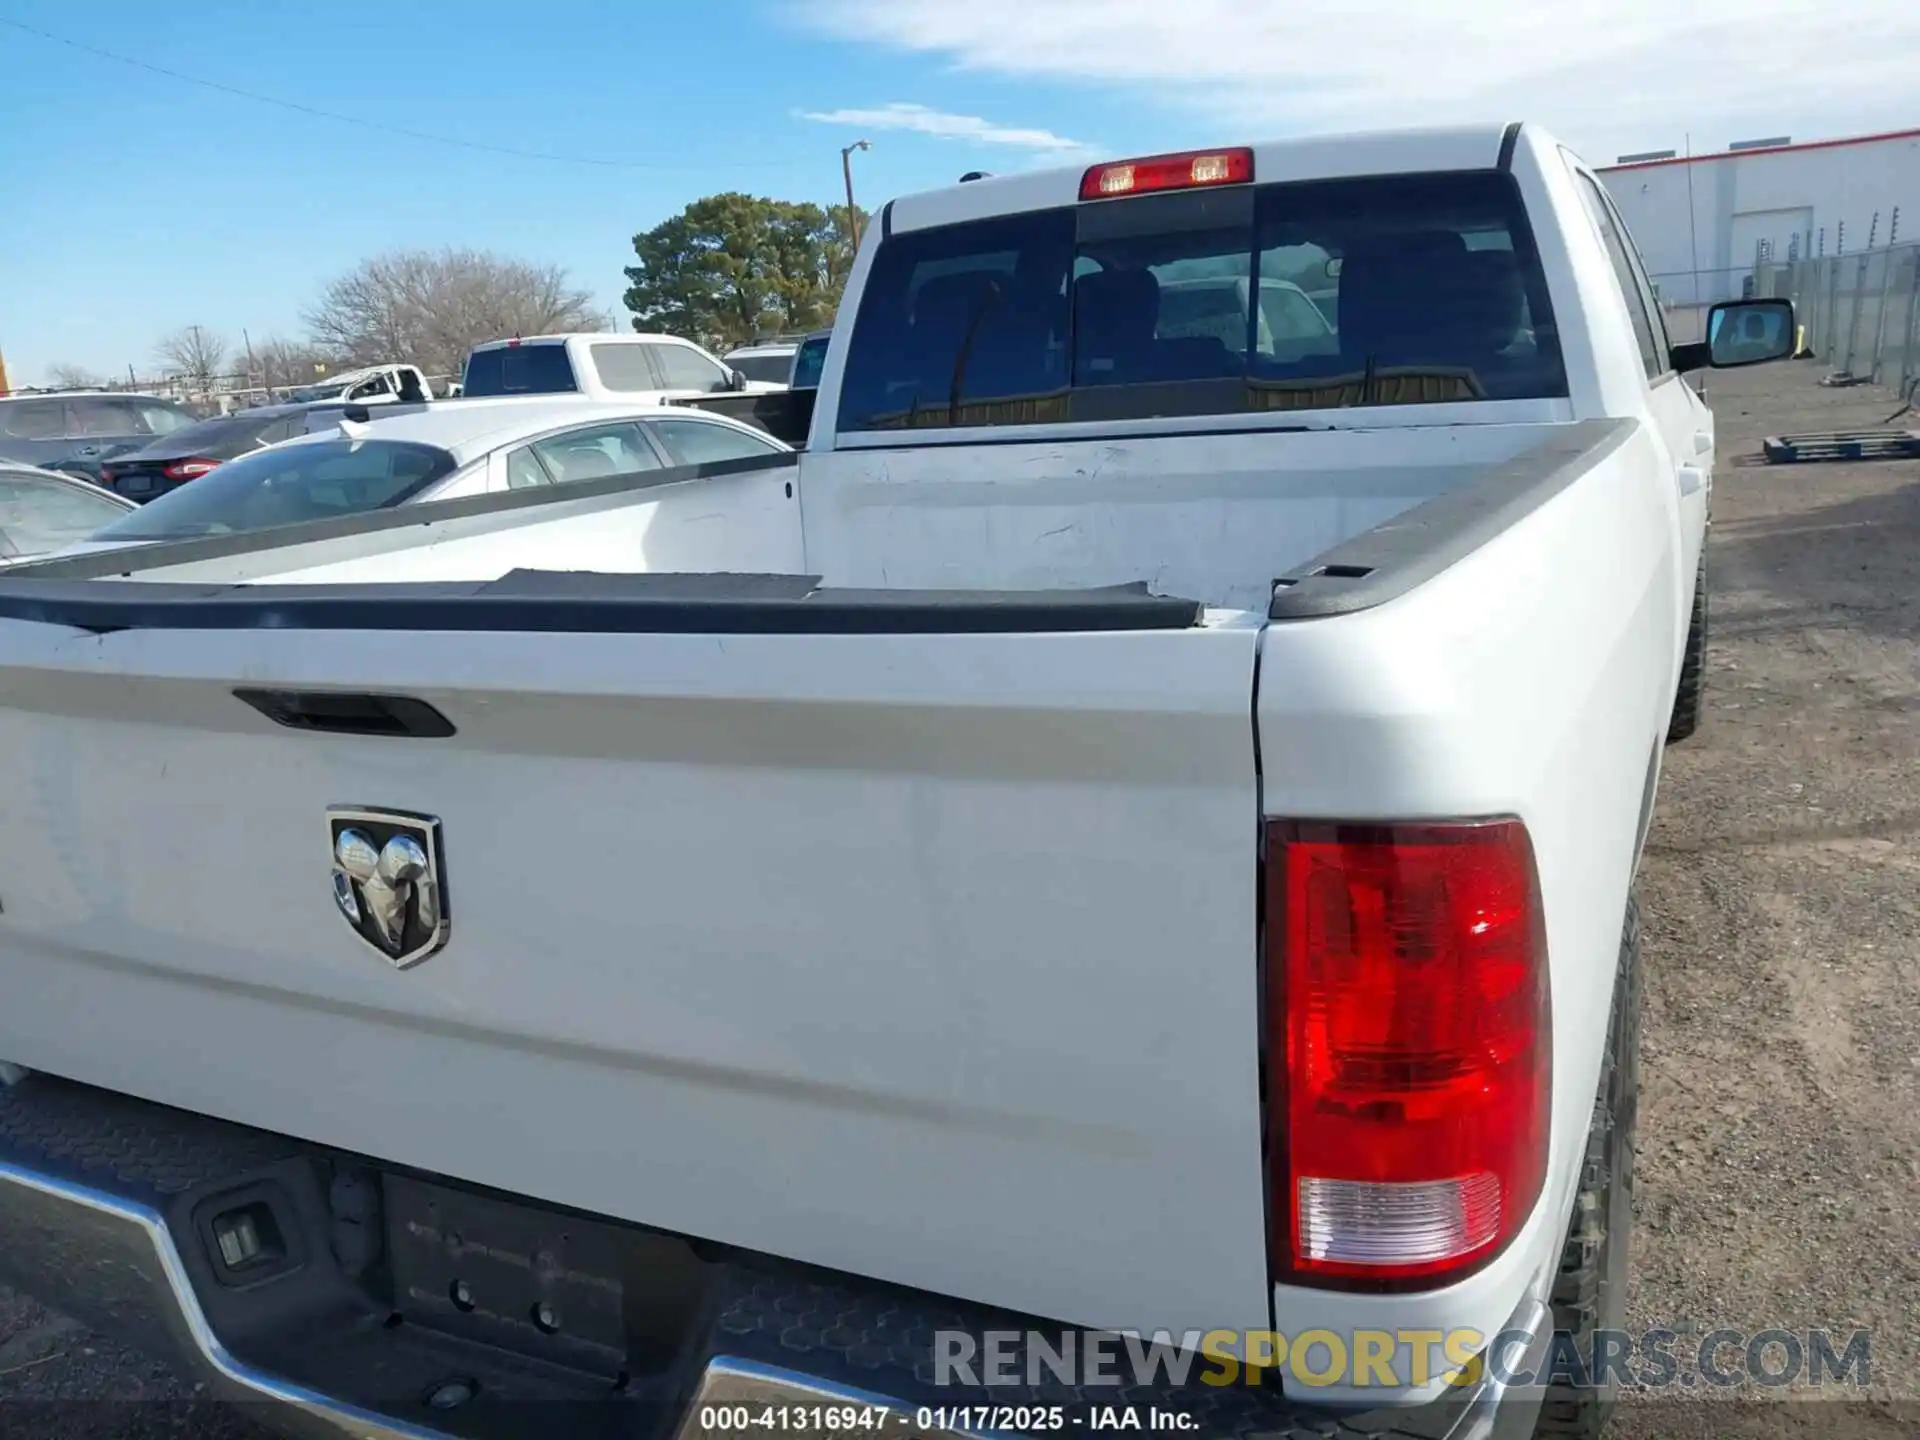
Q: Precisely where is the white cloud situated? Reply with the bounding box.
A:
[797,0,1920,163]
[798,102,1093,155]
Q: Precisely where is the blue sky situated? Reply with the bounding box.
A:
[4,0,1916,384]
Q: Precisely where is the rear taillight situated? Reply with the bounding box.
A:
[98,468,116,485]
[1079,147,1254,201]
[1266,818,1550,1290]
[162,458,219,481]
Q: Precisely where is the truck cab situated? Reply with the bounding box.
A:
[282,362,432,406]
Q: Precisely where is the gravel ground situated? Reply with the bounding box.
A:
[2,359,1916,1438]
[1611,359,1920,1437]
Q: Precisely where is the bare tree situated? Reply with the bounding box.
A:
[46,363,106,390]
[155,326,228,396]
[250,335,331,397]
[302,248,598,380]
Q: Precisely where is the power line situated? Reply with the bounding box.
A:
[0,16,771,173]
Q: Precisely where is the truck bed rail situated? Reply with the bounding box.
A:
[0,573,1201,635]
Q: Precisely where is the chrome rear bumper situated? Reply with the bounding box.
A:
[0,1072,1549,1440]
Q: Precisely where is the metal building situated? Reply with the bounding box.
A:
[1598,127,1920,316]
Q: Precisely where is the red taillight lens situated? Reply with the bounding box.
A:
[162,458,219,480]
[1267,818,1550,1289]
[98,468,115,485]
[1079,147,1254,201]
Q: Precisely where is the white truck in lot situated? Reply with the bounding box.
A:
[461,332,786,401]
[279,361,434,406]
[0,123,1791,1440]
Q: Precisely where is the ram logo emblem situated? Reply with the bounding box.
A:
[327,807,449,969]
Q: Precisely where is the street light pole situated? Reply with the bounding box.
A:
[841,139,871,253]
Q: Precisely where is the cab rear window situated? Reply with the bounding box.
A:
[461,344,580,397]
[791,335,831,389]
[835,169,1566,433]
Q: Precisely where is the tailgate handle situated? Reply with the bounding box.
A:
[233,688,456,739]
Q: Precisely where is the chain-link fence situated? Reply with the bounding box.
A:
[1771,242,1920,391]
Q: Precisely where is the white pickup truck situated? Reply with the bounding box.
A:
[462,332,785,401]
[280,361,434,406]
[0,123,1791,1440]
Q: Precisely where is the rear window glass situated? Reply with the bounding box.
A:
[0,475,133,555]
[137,402,196,435]
[89,439,457,541]
[461,344,580,397]
[726,352,793,384]
[590,344,661,392]
[651,343,730,393]
[791,336,831,389]
[0,400,68,440]
[835,169,1566,432]
[648,416,784,466]
[66,397,153,438]
[129,412,275,458]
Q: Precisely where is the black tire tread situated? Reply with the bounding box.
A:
[1534,893,1641,1439]
[1666,555,1708,744]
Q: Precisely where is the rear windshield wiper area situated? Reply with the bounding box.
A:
[0,571,1205,636]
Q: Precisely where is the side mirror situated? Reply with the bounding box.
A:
[1670,298,1795,373]
[726,367,749,392]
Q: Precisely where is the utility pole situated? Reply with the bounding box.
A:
[841,139,871,254]
[243,328,262,403]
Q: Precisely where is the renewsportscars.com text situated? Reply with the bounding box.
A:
[933,1326,1871,1391]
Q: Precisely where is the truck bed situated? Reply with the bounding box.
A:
[12,419,1577,611]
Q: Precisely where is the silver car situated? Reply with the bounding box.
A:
[0,461,138,565]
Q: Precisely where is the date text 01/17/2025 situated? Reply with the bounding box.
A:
[696,1405,1200,1432]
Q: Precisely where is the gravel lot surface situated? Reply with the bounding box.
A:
[2,359,1916,1438]
[1612,360,1920,1438]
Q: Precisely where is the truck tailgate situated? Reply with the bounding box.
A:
[0,617,1269,1337]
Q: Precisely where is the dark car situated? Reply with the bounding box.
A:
[0,461,138,564]
[0,392,201,482]
[97,404,320,503]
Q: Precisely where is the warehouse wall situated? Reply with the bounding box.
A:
[1600,130,1920,308]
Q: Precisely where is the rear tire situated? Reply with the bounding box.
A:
[1665,555,1707,745]
[1534,894,1640,1439]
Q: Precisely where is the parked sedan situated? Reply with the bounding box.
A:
[97,404,330,503]
[62,397,792,551]
[0,391,201,481]
[0,462,138,564]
